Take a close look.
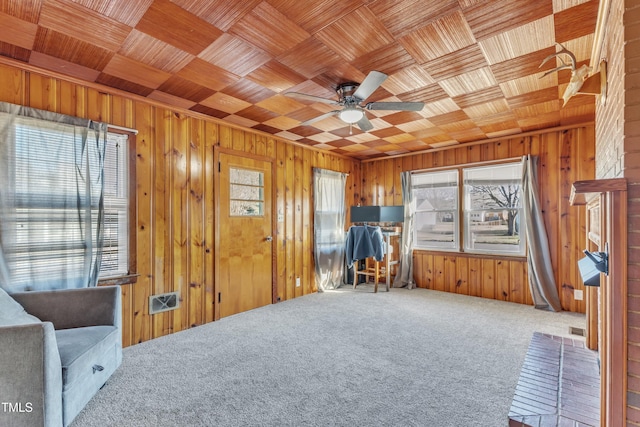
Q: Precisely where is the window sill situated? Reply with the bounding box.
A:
[412,248,526,262]
[98,273,139,286]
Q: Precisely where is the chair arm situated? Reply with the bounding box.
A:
[0,322,63,427]
[11,286,121,331]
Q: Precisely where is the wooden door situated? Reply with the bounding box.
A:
[217,152,273,318]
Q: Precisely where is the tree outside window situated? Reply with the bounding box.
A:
[463,163,525,256]
[411,161,525,256]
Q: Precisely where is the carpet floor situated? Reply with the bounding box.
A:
[71,286,586,427]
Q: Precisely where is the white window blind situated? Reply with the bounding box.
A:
[7,118,129,285]
[410,161,525,257]
[412,169,459,251]
[101,132,129,277]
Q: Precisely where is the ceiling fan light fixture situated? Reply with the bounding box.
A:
[339,108,363,124]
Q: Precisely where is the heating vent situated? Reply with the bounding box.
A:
[149,292,180,315]
[569,326,586,337]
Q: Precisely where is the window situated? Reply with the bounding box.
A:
[463,163,524,256]
[314,168,347,244]
[412,170,459,250]
[229,167,264,216]
[1,112,132,289]
[101,132,130,278]
[412,161,524,256]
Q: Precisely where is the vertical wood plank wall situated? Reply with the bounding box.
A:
[0,59,595,352]
[0,63,361,346]
[361,127,595,312]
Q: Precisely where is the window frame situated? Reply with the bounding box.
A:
[228,166,265,217]
[412,169,460,252]
[97,128,138,286]
[3,115,138,288]
[462,162,525,257]
[411,159,525,258]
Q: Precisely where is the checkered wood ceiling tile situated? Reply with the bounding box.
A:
[0,0,599,159]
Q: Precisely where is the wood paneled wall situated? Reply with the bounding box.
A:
[361,127,595,312]
[0,59,595,351]
[0,63,360,346]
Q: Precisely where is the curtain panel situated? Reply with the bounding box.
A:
[0,102,106,292]
[521,155,562,311]
[393,171,415,289]
[313,168,347,292]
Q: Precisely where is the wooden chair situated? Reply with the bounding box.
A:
[353,258,389,292]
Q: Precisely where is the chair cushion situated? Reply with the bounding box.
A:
[0,287,41,326]
[55,325,119,389]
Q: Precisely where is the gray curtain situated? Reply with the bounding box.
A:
[0,102,106,292]
[521,155,562,311]
[313,168,347,292]
[393,171,415,288]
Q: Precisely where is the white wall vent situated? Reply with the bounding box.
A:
[149,292,180,315]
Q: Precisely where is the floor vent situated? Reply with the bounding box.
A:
[569,326,586,337]
[149,292,180,315]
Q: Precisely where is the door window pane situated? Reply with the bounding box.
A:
[230,167,264,216]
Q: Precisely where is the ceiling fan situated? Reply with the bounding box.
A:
[284,70,424,133]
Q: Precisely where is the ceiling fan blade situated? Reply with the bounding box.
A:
[356,114,374,132]
[300,110,340,126]
[353,71,387,102]
[284,92,339,105]
[366,102,425,111]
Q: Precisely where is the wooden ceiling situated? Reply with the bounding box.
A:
[0,0,599,159]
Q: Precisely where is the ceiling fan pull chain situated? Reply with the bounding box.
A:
[349,122,353,135]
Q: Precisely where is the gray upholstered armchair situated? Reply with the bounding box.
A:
[0,286,122,427]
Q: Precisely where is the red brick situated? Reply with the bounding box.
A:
[628,405,640,424]
[628,56,640,75]
[630,282,640,297]
[628,78,640,96]
[628,120,640,138]
[630,296,640,312]
[632,312,640,330]
[629,374,640,392]
[628,201,640,215]
[631,391,640,409]
[624,136,640,152]
[624,152,640,169]
[631,344,640,361]
[628,22,640,45]
[627,246,640,266]
[625,2,640,23]
[625,6,640,43]
[630,359,640,377]
[630,208,640,216]
[629,231,640,246]
[627,105,640,123]
[629,247,640,262]
[629,326,640,344]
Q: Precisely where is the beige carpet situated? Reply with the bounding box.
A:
[72,286,586,427]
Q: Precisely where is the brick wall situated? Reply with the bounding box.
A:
[595,1,640,424]
[595,1,625,180]
[625,1,640,425]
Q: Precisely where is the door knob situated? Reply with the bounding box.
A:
[265,235,273,242]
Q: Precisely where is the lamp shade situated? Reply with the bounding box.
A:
[339,108,364,124]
